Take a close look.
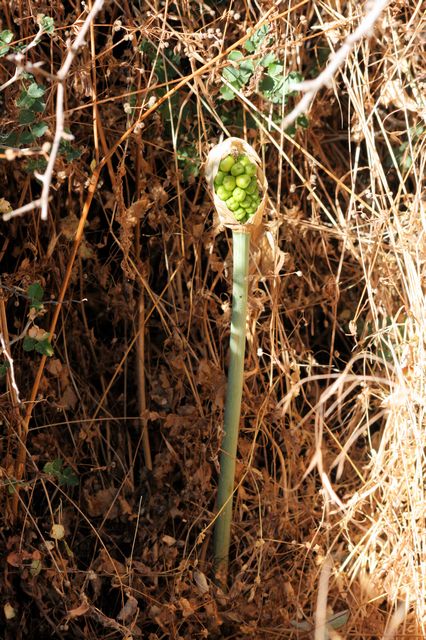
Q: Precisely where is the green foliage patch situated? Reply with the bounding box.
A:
[0,30,13,56]
[218,26,309,135]
[43,459,79,487]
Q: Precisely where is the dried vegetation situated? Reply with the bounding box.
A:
[0,0,425,638]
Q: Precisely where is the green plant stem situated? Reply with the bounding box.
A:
[214,229,250,582]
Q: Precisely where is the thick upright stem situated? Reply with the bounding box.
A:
[214,230,250,582]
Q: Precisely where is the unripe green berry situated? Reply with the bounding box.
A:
[239,155,250,166]
[246,178,257,195]
[233,187,247,202]
[223,175,236,191]
[244,162,257,176]
[214,171,225,187]
[234,207,246,221]
[235,174,251,189]
[216,185,232,201]
[226,198,239,212]
[240,194,252,209]
[219,155,235,172]
[230,162,245,176]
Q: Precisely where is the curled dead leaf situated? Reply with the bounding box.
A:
[116,595,138,624]
[67,600,90,619]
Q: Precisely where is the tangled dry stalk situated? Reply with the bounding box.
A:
[0,0,425,638]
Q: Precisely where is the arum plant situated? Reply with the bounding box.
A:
[205,138,267,583]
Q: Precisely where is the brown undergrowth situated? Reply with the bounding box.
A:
[0,0,425,638]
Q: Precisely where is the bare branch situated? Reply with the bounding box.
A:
[38,0,105,220]
[3,199,42,221]
[0,24,45,92]
[0,332,21,405]
[281,0,389,131]
[2,0,105,222]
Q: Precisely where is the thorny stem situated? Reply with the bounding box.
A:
[214,230,250,583]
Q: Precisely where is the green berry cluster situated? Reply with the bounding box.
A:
[214,154,262,222]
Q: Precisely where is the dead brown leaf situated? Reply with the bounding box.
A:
[116,594,138,624]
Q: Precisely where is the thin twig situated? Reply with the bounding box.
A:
[2,198,42,221]
[314,555,333,640]
[281,0,389,131]
[137,294,152,470]
[38,0,105,221]
[0,333,21,405]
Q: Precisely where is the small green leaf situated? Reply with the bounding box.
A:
[7,482,16,495]
[178,147,200,181]
[23,336,37,352]
[283,71,303,93]
[38,15,54,34]
[0,30,13,44]
[60,140,81,162]
[61,466,79,487]
[0,30,13,56]
[328,609,350,629]
[297,114,309,128]
[411,123,425,139]
[290,620,311,631]
[17,89,45,112]
[28,282,44,307]
[19,130,37,145]
[6,479,28,495]
[44,458,78,487]
[261,52,277,66]
[240,59,255,73]
[34,338,53,357]
[44,459,63,476]
[16,91,34,109]
[28,283,44,299]
[0,131,19,147]
[222,67,242,84]
[266,63,284,77]
[244,25,269,52]
[220,84,238,101]
[27,83,45,98]
[0,361,10,376]
[228,50,244,62]
[290,610,350,634]
[24,157,48,173]
[243,39,256,53]
[31,121,48,138]
[19,108,36,125]
[259,75,274,92]
[30,98,46,113]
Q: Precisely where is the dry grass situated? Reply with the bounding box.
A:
[0,0,425,638]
